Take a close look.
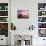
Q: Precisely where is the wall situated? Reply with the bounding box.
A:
[11,0,38,30]
[11,0,46,46]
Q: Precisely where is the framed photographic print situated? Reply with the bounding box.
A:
[17,10,29,19]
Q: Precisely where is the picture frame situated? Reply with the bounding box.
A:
[17,10,29,19]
